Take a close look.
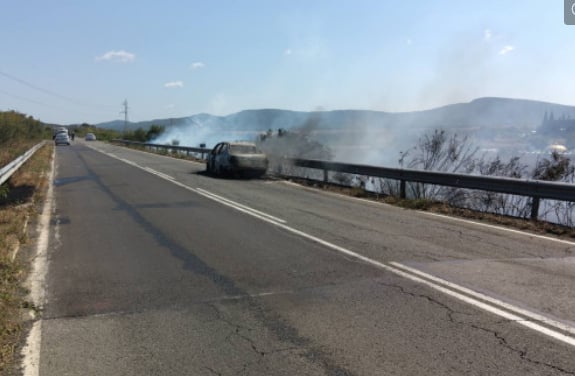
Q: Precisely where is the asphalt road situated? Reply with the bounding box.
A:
[33,140,575,375]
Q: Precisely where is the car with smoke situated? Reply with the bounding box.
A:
[206,141,268,177]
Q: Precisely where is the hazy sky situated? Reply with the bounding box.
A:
[0,1,572,124]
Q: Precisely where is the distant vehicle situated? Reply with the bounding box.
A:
[54,126,67,133]
[53,127,68,139]
[206,141,268,177]
[54,133,70,146]
[85,133,96,141]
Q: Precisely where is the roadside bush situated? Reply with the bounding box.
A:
[534,152,575,226]
[398,129,478,200]
[0,111,50,169]
[398,129,574,226]
[122,124,165,143]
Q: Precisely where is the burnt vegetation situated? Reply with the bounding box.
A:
[256,114,333,175]
[390,129,574,226]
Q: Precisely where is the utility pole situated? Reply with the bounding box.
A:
[120,99,129,136]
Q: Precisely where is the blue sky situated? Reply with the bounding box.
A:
[0,1,572,124]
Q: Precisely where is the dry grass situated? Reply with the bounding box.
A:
[0,143,52,374]
[0,140,40,172]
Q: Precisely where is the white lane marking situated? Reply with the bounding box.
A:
[187,184,286,224]
[196,188,286,224]
[143,167,175,181]
[97,150,286,224]
[22,147,56,376]
[204,290,291,303]
[279,180,390,208]
[21,321,41,376]
[119,158,138,167]
[390,262,575,336]
[421,211,575,247]
[270,221,575,347]
[96,148,575,347]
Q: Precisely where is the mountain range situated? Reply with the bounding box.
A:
[94,97,575,165]
[95,97,575,134]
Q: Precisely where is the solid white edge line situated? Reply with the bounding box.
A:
[143,167,175,181]
[22,146,55,376]
[119,158,138,167]
[390,261,575,336]
[189,185,286,224]
[21,321,42,376]
[93,147,575,347]
[97,149,286,226]
[421,211,575,247]
[269,221,575,347]
[196,187,286,224]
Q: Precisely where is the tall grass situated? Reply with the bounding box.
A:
[0,110,51,372]
[0,111,51,169]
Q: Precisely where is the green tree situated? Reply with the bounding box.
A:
[146,125,165,141]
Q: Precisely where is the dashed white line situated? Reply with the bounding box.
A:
[95,147,575,348]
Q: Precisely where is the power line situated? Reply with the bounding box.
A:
[0,89,117,122]
[0,70,83,104]
[0,70,116,109]
[0,89,56,107]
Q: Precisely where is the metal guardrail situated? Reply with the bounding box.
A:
[112,139,210,159]
[287,158,575,220]
[111,139,575,220]
[0,141,46,186]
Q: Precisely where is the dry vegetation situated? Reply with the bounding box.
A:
[0,111,50,169]
[0,141,52,374]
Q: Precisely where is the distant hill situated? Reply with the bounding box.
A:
[94,97,575,165]
[95,97,575,132]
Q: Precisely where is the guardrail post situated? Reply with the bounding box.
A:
[400,180,406,199]
[323,169,328,183]
[531,196,540,220]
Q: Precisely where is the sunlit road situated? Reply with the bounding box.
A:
[36,141,575,375]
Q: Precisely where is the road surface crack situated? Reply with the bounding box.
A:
[470,324,575,375]
[381,282,574,374]
[378,282,471,324]
[203,366,222,376]
[206,302,355,375]
[206,302,268,358]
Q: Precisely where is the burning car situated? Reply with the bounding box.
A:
[206,141,268,177]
